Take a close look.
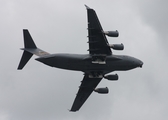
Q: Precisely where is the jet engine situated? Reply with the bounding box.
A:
[109,43,124,50]
[94,87,109,94]
[103,30,119,37]
[104,74,118,81]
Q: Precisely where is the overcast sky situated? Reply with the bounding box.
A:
[0,0,168,120]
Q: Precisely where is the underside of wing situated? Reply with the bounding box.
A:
[70,74,102,112]
[85,5,112,55]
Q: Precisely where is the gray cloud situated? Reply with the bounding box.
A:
[134,0,168,47]
[0,0,168,120]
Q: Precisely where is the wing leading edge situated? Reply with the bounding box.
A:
[70,74,102,112]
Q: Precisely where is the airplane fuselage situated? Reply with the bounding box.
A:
[36,54,143,75]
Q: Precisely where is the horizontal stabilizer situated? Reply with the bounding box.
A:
[21,48,49,57]
[18,51,33,70]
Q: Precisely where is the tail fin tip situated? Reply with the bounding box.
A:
[23,29,37,49]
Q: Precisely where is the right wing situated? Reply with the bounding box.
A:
[70,74,102,112]
[85,5,112,55]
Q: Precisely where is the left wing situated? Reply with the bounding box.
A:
[85,5,112,55]
[70,74,102,112]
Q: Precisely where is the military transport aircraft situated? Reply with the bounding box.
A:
[18,5,143,112]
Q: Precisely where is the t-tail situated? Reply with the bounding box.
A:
[17,29,49,70]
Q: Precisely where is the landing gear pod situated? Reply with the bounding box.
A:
[103,30,119,37]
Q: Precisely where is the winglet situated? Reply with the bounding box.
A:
[84,4,91,9]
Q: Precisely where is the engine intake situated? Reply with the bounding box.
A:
[94,87,109,94]
[103,30,119,37]
[104,74,118,80]
[109,43,124,50]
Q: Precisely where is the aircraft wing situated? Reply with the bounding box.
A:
[85,5,112,55]
[70,74,102,112]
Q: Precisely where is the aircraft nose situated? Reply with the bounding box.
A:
[135,59,143,68]
[139,60,143,68]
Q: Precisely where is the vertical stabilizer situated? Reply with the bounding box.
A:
[23,29,37,49]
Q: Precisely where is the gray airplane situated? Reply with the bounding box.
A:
[18,5,143,112]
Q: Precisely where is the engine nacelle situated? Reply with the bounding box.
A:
[94,87,109,94]
[104,74,118,81]
[103,30,119,37]
[109,43,124,50]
